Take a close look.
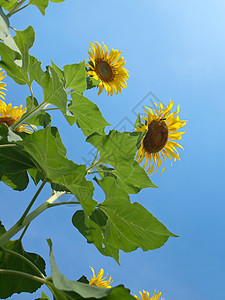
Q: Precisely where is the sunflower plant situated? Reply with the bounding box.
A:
[0,1,186,299]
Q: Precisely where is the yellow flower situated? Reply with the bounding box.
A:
[0,100,35,134]
[89,267,112,288]
[86,41,129,96]
[136,101,186,175]
[134,289,164,300]
[0,68,7,100]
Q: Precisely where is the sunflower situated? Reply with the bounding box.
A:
[0,100,36,134]
[0,68,7,100]
[86,42,129,96]
[89,267,112,288]
[134,290,164,300]
[136,101,186,175]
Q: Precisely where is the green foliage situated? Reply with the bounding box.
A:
[0,6,21,64]
[86,77,100,90]
[64,61,87,93]
[18,127,97,215]
[47,239,135,299]
[73,177,176,262]
[0,0,17,11]
[30,0,49,15]
[69,93,110,135]
[26,96,51,127]
[0,223,46,299]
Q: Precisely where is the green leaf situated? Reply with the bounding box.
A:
[97,161,157,194]
[0,7,21,65]
[72,210,119,263]
[96,177,177,253]
[30,0,49,15]
[50,0,65,4]
[64,61,87,93]
[0,0,17,11]
[51,61,65,85]
[69,93,110,135]
[0,124,36,190]
[47,239,134,299]
[0,26,35,84]
[18,127,96,215]
[0,235,46,299]
[26,96,51,127]
[86,77,100,90]
[30,60,67,114]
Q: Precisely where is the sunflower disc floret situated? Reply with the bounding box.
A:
[86,42,129,96]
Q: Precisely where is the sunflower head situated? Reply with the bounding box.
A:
[136,101,186,175]
[134,289,164,300]
[0,68,7,100]
[0,100,36,134]
[86,42,129,96]
[88,267,112,288]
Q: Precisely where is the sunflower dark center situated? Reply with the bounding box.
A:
[143,120,168,153]
[95,60,114,81]
[0,116,16,127]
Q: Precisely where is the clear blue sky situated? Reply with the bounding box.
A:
[1,0,225,299]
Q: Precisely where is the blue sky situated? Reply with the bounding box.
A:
[1,0,225,299]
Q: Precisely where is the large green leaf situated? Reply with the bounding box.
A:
[0,224,46,299]
[47,239,134,299]
[0,7,21,65]
[0,124,36,190]
[72,210,119,263]
[30,60,67,114]
[30,0,49,15]
[50,0,65,2]
[68,93,110,135]
[0,26,35,84]
[64,61,87,93]
[18,127,96,215]
[96,177,177,253]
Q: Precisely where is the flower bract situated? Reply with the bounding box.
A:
[89,267,112,288]
[134,289,164,300]
[0,100,35,134]
[136,101,186,175]
[86,42,129,96]
[0,68,7,100]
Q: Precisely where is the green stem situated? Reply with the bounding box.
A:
[0,144,17,148]
[7,0,28,17]
[48,201,80,208]
[29,83,35,111]
[44,107,59,111]
[11,100,46,131]
[0,248,46,279]
[87,170,114,175]
[0,191,66,248]
[17,179,47,225]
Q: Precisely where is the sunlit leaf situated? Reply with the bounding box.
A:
[64,61,87,93]
[86,77,100,90]
[96,177,177,253]
[0,0,17,12]
[26,96,51,127]
[18,127,96,215]
[30,0,49,15]
[68,93,110,135]
[0,7,21,65]
[51,61,65,85]
[30,60,67,114]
